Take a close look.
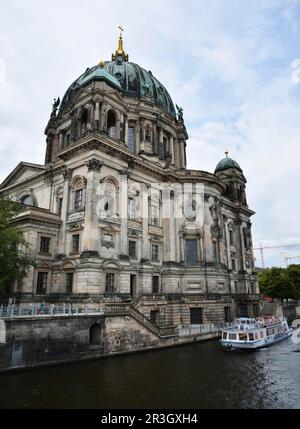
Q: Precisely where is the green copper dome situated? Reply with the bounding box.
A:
[214,153,243,174]
[60,34,176,118]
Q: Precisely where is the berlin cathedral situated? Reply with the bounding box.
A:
[0,31,259,325]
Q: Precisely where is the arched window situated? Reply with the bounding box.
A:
[107,110,116,138]
[89,323,102,346]
[21,195,34,206]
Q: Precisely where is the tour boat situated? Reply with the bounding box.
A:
[220,316,293,351]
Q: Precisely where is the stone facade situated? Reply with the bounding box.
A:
[0,35,259,332]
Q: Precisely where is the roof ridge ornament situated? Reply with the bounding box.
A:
[112,26,129,62]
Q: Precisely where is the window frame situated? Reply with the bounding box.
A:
[36,272,48,295]
[40,236,51,254]
[185,238,198,266]
[151,244,160,262]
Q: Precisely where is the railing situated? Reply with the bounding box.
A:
[177,322,236,337]
[0,304,105,318]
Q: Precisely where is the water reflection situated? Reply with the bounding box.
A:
[0,338,299,409]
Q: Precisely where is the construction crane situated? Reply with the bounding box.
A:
[253,243,300,268]
[280,253,300,268]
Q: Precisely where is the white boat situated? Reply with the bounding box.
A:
[220,316,293,351]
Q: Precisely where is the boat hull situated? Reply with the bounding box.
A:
[219,329,293,351]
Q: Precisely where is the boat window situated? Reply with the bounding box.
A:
[260,331,264,338]
[254,332,259,340]
[248,333,254,341]
[222,332,228,340]
[239,333,248,341]
[228,333,236,340]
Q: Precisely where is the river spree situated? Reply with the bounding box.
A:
[0,338,299,409]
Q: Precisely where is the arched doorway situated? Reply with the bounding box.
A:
[89,323,102,346]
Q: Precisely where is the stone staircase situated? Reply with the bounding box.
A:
[105,302,177,339]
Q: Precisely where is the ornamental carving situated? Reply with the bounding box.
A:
[210,218,222,240]
[63,168,73,181]
[101,234,114,249]
[68,222,83,232]
[86,158,103,172]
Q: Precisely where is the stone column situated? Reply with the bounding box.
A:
[164,190,176,261]
[124,116,128,147]
[159,129,164,159]
[139,118,145,152]
[59,132,64,151]
[169,136,174,164]
[89,102,94,131]
[94,100,100,130]
[180,139,185,168]
[141,185,150,261]
[135,121,140,153]
[119,172,128,258]
[116,115,121,140]
[153,123,158,154]
[82,159,103,254]
[58,169,73,255]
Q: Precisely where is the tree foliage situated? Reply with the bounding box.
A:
[0,195,35,296]
[258,265,300,300]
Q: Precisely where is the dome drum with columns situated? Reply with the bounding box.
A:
[0,31,259,328]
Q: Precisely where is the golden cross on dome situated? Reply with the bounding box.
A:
[112,25,128,62]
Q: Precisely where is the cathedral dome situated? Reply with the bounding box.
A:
[59,33,176,119]
[214,152,243,174]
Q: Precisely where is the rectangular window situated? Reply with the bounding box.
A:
[128,198,136,219]
[152,276,160,294]
[228,333,237,340]
[186,239,198,266]
[190,308,203,325]
[150,310,159,324]
[151,244,159,261]
[74,189,83,210]
[128,127,135,152]
[151,205,159,226]
[239,333,248,341]
[40,237,51,254]
[72,234,80,253]
[106,273,115,294]
[37,272,48,295]
[231,258,236,272]
[128,240,137,258]
[66,273,73,294]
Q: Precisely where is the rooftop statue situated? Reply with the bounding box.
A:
[176,104,184,121]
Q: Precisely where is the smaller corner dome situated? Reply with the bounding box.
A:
[77,66,122,91]
[214,153,243,174]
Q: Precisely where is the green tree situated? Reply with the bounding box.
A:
[286,264,300,299]
[0,195,35,296]
[258,267,298,300]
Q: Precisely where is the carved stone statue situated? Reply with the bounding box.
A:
[164,151,172,168]
[176,104,184,121]
[51,97,60,116]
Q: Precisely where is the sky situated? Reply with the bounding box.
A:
[0,0,300,267]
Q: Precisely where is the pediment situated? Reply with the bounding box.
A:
[0,162,46,190]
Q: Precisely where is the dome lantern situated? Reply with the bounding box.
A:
[214,151,243,174]
[112,26,128,63]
